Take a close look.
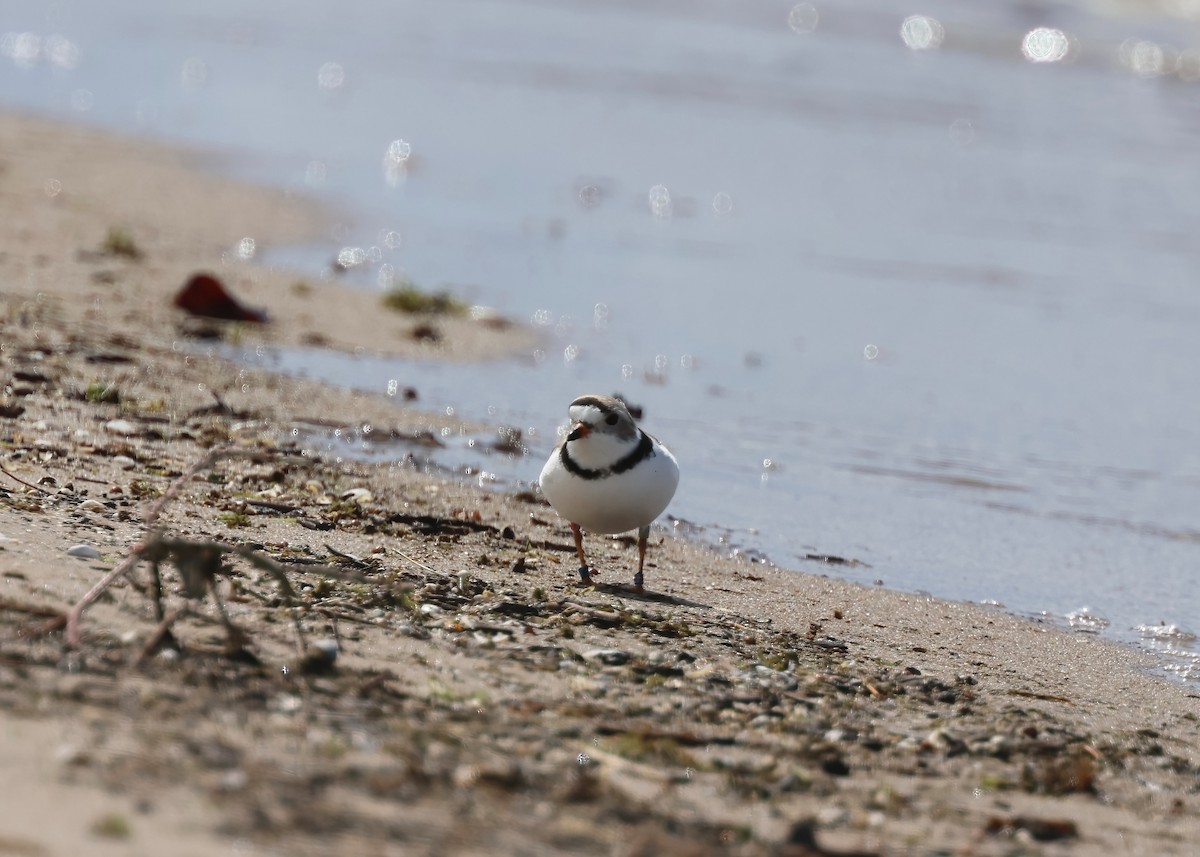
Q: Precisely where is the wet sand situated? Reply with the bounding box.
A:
[2,112,1199,856]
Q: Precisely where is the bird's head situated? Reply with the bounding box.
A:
[566,394,638,444]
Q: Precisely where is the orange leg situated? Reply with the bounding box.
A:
[570,522,593,585]
[633,525,649,592]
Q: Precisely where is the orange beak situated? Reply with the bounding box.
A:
[567,422,590,441]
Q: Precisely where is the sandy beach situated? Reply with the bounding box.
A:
[2,112,1199,856]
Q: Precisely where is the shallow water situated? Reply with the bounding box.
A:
[4,0,1200,679]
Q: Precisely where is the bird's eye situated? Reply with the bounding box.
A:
[605,413,619,426]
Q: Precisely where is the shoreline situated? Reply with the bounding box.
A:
[3,111,1200,855]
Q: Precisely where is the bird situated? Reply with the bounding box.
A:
[539,394,679,592]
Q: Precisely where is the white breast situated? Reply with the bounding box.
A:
[539,439,679,535]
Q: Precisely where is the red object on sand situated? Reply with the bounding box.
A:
[173,273,268,323]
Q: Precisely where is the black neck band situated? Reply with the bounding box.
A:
[560,431,654,481]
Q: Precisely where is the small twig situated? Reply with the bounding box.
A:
[245,499,300,514]
[44,446,358,654]
[0,460,49,495]
[1,596,64,619]
[144,447,305,528]
[153,537,370,651]
[143,448,225,528]
[314,606,376,626]
[136,606,186,665]
[393,548,440,576]
[63,549,145,648]
[72,474,114,486]
[149,560,165,622]
[186,540,372,585]
[325,543,369,568]
[50,447,279,647]
[208,581,254,653]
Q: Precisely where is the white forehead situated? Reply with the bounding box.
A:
[569,403,607,424]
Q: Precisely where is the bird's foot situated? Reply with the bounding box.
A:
[632,571,644,593]
[577,565,595,587]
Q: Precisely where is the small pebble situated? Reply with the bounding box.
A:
[104,419,138,436]
[341,488,373,504]
[582,648,631,666]
[112,455,137,470]
[309,638,339,664]
[299,638,339,674]
[272,694,303,714]
[79,499,106,513]
[219,769,248,793]
[453,764,481,788]
[67,544,102,559]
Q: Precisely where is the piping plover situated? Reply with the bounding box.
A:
[539,394,679,592]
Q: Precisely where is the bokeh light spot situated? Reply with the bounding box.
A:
[948,118,975,146]
[1119,39,1167,77]
[181,57,208,91]
[44,34,80,69]
[900,16,943,51]
[3,32,42,68]
[336,247,367,270]
[377,263,395,288]
[787,3,819,34]
[317,61,346,92]
[648,184,672,218]
[577,184,603,208]
[1021,28,1069,63]
[384,139,412,187]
